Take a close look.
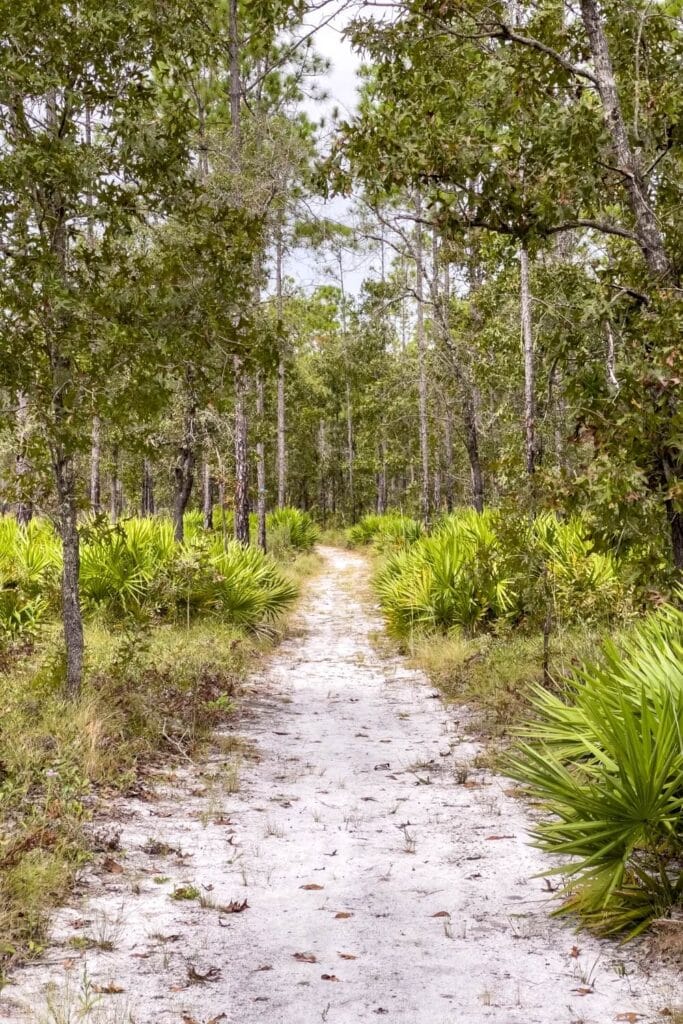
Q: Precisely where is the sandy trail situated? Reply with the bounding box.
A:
[1,546,679,1023]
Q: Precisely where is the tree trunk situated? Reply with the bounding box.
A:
[415,194,430,523]
[54,449,84,700]
[276,227,287,508]
[15,391,32,526]
[579,0,674,281]
[110,447,123,522]
[173,405,196,543]
[90,415,101,514]
[520,247,539,477]
[376,439,387,515]
[233,356,250,544]
[202,460,213,530]
[443,408,455,512]
[256,371,267,552]
[142,458,155,516]
[665,499,683,571]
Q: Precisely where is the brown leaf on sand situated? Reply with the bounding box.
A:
[338,952,358,960]
[93,983,124,994]
[431,911,451,918]
[181,1016,199,1024]
[334,911,352,919]
[300,883,324,891]
[485,835,516,841]
[187,965,221,984]
[218,899,248,914]
[572,987,594,996]
[208,1016,228,1023]
[570,945,581,958]
[293,952,317,963]
[616,1015,642,1022]
[102,857,124,874]
[321,974,340,982]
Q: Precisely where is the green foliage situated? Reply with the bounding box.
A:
[508,605,683,936]
[374,510,628,638]
[347,512,423,552]
[0,515,297,635]
[266,507,319,552]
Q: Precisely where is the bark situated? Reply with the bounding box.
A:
[110,448,123,522]
[415,194,430,523]
[202,460,213,530]
[520,247,539,477]
[142,458,155,516]
[431,235,484,512]
[256,371,267,552]
[604,321,620,393]
[579,0,674,281]
[90,415,101,514]
[54,452,83,700]
[443,409,455,512]
[15,391,32,526]
[276,227,287,508]
[233,356,250,544]
[173,404,196,544]
[338,253,355,521]
[376,439,387,515]
[665,499,683,572]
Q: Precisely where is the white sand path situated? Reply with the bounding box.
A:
[1,546,679,1024]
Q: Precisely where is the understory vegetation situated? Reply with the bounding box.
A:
[358,509,683,937]
[0,508,314,974]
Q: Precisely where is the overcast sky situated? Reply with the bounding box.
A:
[285,4,379,296]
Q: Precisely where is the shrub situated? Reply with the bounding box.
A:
[266,507,319,552]
[508,604,683,937]
[347,512,423,552]
[374,510,628,638]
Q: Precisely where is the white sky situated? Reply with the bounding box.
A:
[285,4,380,296]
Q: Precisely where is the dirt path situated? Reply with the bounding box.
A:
[2,547,679,1024]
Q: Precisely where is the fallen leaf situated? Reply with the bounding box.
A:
[187,965,221,984]
[208,1016,227,1023]
[102,857,124,874]
[375,1011,389,1016]
[218,899,248,914]
[485,835,516,841]
[321,974,339,982]
[431,911,451,918]
[93,983,124,994]
[334,912,352,919]
[61,959,77,970]
[254,965,273,972]
[616,1015,642,1022]
[572,987,594,996]
[300,884,324,891]
[293,952,317,963]
[570,945,581,958]
[338,952,358,960]
[181,1015,199,1024]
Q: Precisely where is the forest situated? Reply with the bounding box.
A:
[0,0,681,1020]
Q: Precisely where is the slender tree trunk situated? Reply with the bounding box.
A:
[173,404,196,544]
[142,458,155,516]
[228,0,250,545]
[276,226,287,509]
[415,194,430,523]
[202,460,213,530]
[579,0,674,281]
[90,415,101,514]
[337,252,355,521]
[443,408,455,512]
[233,356,250,544]
[110,447,123,522]
[376,439,387,514]
[520,247,538,477]
[15,391,32,526]
[604,320,619,393]
[256,371,267,552]
[54,451,83,700]
[433,234,484,512]
[665,500,683,571]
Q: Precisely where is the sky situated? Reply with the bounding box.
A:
[284,3,379,296]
